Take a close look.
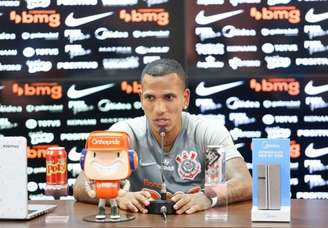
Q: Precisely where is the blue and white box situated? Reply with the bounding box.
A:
[251,138,290,222]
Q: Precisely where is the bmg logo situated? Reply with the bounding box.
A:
[12,82,62,100]
[10,10,60,27]
[119,8,169,26]
[250,6,300,24]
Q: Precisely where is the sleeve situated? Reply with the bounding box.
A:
[109,121,135,148]
[196,117,243,161]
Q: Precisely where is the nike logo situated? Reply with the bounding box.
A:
[195,81,244,96]
[139,161,157,167]
[305,8,328,23]
[67,83,115,99]
[65,11,114,27]
[235,143,245,150]
[0,85,4,90]
[305,143,328,158]
[68,147,80,162]
[304,80,328,95]
[195,9,244,25]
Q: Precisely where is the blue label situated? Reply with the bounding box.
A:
[252,138,290,207]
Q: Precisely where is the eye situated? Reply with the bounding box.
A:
[117,152,120,158]
[93,152,96,158]
[144,94,154,101]
[165,94,175,101]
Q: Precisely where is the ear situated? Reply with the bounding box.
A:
[138,86,143,102]
[139,86,145,110]
[183,88,190,109]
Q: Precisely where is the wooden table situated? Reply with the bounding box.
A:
[1,200,327,227]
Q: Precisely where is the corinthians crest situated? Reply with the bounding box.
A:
[175,150,201,180]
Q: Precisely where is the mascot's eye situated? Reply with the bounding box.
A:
[117,152,120,158]
[93,152,96,158]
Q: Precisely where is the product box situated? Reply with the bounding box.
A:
[251,138,290,222]
[204,145,227,221]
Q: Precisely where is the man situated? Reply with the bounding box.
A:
[74,59,252,214]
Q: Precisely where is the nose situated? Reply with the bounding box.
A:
[154,100,166,114]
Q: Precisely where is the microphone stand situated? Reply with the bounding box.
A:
[146,128,175,219]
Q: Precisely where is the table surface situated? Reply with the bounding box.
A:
[1,199,327,227]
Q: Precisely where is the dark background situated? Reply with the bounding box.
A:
[0,0,327,199]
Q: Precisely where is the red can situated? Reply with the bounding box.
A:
[46,147,67,185]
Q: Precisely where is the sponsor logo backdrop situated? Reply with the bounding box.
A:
[0,0,327,199]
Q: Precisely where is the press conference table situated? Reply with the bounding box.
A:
[1,200,327,227]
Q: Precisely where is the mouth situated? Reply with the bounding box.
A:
[91,160,123,174]
[154,118,169,127]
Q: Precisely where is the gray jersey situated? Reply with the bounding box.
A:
[109,112,242,197]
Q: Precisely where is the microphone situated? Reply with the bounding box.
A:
[146,127,175,217]
[159,127,167,200]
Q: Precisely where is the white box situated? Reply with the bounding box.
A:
[251,206,290,222]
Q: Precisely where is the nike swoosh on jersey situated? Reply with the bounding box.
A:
[235,143,245,149]
[195,81,244,96]
[67,83,115,99]
[195,9,244,25]
[65,11,114,27]
[304,80,328,95]
[305,143,328,158]
[139,161,157,167]
[305,8,328,23]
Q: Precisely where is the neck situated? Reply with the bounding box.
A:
[153,123,181,153]
[154,131,175,152]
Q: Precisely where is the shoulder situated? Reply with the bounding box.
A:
[183,112,228,135]
[110,116,146,132]
[183,113,238,157]
[109,116,147,146]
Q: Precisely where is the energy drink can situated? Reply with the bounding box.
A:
[204,145,227,220]
[205,145,225,185]
[45,146,68,198]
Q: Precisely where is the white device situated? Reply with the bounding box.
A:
[257,164,281,210]
[0,136,56,219]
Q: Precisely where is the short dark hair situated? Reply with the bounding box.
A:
[141,58,188,88]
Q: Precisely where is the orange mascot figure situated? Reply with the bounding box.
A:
[81,131,138,221]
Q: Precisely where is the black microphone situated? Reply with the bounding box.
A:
[146,127,175,216]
